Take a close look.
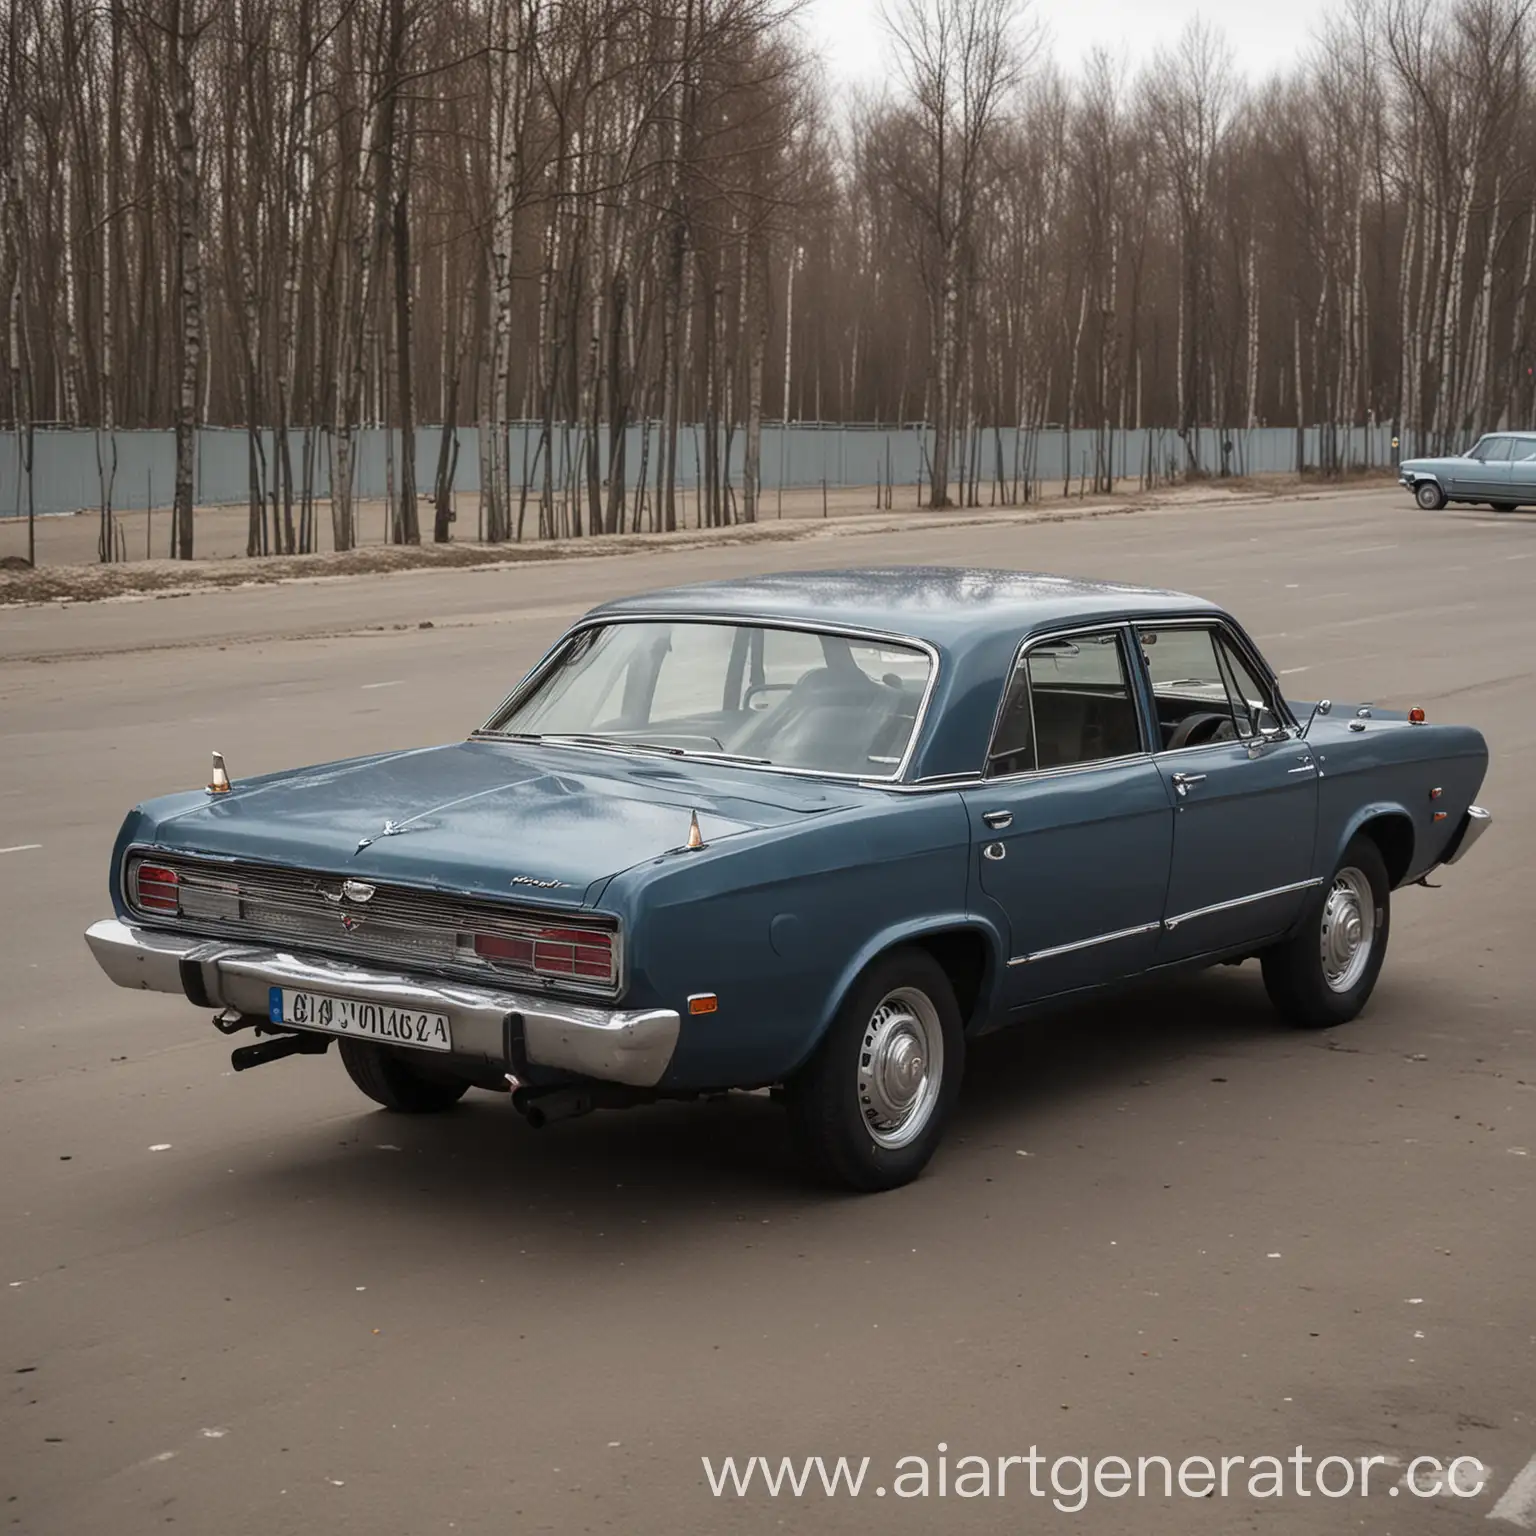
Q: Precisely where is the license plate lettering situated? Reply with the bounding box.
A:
[267,987,451,1052]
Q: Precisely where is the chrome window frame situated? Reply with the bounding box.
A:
[473,613,943,785]
[979,621,1151,786]
[1131,614,1299,759]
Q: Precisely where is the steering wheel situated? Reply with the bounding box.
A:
[1167,712,1237,751]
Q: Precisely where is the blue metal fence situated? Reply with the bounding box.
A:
[2,422,1412,521]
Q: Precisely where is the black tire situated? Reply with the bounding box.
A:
[1491,502,1517,513]
[785,947,964,1192]
[338,1039,471,1113]
[1261,835,1391,1029]
[1414,480,1445,510]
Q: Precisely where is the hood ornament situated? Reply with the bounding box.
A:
[356,818,428,852]
[685,810,705,852]
[207,751,232,795]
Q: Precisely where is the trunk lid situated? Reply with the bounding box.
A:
[143,738,856,906]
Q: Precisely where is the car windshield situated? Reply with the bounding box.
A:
[485,621,934,778]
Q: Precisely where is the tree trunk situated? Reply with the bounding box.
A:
[170,0,203,560]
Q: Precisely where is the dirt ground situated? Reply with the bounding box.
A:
[0,469,1397,606]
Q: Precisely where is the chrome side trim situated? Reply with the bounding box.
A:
[982,749,1152,788]
[1162,877,1324,932]
[83,918,680,1088]
[859,754,1152,793]
[476,612,942,785]
[1007,920,1163,967]
[1443,804,1491,865]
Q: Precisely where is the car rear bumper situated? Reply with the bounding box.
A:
[84,918,680,1088]
[1441,805,1492,866]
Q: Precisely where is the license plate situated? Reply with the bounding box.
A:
[268,987,452,1052]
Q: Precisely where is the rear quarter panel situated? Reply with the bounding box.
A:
[603,792,993,1090]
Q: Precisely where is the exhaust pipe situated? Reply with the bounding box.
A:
[231,1032,331,1072]
[514,1086,595,1129]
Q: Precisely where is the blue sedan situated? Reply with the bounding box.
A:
[86,569,1492,1190]
[1399,431,1536,510]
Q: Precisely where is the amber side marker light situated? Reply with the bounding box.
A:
[1409,707,1427,724]
[688,994,719,1016]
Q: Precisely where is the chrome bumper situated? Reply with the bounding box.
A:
[84,918,680,1088]
[1443,804,1491,865]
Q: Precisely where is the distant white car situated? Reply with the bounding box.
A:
[1398,431,1536,512]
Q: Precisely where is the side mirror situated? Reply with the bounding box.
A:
[1300,698,1332,739]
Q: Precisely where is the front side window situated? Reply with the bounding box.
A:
[1471,436,1515,462]
[1139,624,1281,750]
[986,630,1142,776]
[487,620,932,778]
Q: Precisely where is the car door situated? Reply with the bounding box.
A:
[1449,436,1515,498]
[1510,438,1536,503]
[1136,621,1321,962]
[962,626,1174,1008]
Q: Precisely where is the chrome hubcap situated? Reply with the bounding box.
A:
[858,987,943,1149]
[1320,867,1376,993]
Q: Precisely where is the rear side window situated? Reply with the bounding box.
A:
[986,631,1142,776]
[1514,440,1536,462]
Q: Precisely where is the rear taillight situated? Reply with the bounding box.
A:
[134,862,180,913]
[470,926,614,983]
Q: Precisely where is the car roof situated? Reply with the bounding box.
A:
[586,567,1219,650]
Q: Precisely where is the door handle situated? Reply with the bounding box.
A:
[1171,771,1208,797]
[982,810,1013,829]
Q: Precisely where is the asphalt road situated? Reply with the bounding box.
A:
[3,486,1533,1535]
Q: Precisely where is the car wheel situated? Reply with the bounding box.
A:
[1491,502,1517,513]
[1261,835,1391,1029]
[1414,480,1445,510]
[338,1039,472,1112]
[785,948,964,1191]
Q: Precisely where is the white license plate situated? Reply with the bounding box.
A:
[268,987,452,1052]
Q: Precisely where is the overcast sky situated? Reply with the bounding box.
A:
[803,0,1336,86]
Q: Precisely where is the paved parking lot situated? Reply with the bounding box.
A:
[2,486,1533,1534]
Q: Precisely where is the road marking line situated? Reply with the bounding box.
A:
[1338,542,1400,555]
[1278,666,1311,676]
[0,844,41,855]
[362,680,403,690]
[1489,1451,1536,1527]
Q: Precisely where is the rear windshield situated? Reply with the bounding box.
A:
[485,621,933,779]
